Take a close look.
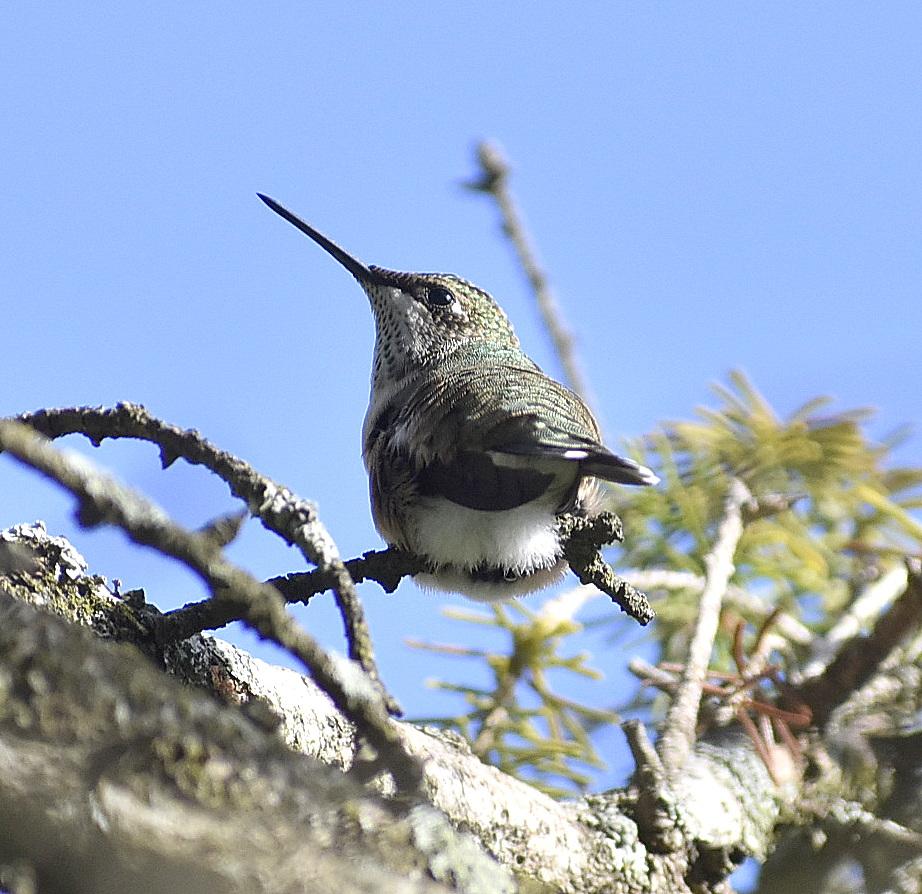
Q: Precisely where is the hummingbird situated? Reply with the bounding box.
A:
[258,194,658,601]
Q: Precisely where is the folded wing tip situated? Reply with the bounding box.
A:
[584,454,660,487]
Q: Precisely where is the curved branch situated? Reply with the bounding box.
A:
[1,520,784,892]
[0,420,419,791]
[558,512,654,624]
[0,588,486,894]
[13,403,387,707]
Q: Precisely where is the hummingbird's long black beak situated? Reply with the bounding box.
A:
[257,193,382,285]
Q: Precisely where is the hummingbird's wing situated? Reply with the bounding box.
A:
[376,349,656,513]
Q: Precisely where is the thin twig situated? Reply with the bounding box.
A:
[793,559,922,727]
[465,140,595,409]
[628,657,679,688]
[157,547,426,644]
[471,672,519,758]
[657,478,750,777]
[0,419,422,793]
[801,563,909,680]
[557,513,654,624]
[161,511,652,642]
[14,403,387,704]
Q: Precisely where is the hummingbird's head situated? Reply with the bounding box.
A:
[360,269,520,379]
[258,194,520,382]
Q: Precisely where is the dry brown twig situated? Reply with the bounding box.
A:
[465,140,596,411]
[631,562,922,786]
[629,480,818,785]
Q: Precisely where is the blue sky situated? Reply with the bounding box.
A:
[3,2,920,862]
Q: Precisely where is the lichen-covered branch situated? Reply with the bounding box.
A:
[0,586,495,894]
[14,403,383,699]
[558,512,654,624]
[0,522,787,893]
[7,516,920,891]
[6,413,920,890]
[0,419,418,791]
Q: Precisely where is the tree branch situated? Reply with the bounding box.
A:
[155,547,427,644]
[622,568,812,646]
[558,512,654,624]
[156,512,652,644]
[2,517,794,892]
[465,140,595,409]
[793,559,922,727]
[657,478,750,776]
[0,588,491,894]
[801,563,910,679]
[14,403,387,704]
[0,419,419,791]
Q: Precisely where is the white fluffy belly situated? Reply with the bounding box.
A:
[385,454,594,601]
[411,494,561,573]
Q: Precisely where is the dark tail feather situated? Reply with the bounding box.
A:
[583,452,660,486]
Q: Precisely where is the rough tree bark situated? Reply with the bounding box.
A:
[2,520,919,894]
[2,400,921,893]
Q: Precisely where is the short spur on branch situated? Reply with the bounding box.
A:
[259,194,657,601]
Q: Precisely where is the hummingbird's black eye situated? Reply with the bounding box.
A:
[426,285,454,307]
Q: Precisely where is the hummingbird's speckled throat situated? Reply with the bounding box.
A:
[258,193,658,601]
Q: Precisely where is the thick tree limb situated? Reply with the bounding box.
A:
[0,587,499,894]
[0,420,418,791]
[14,403,385,702]
[8,516,921,891]
[1,521,785,893]
[5,421,919,890]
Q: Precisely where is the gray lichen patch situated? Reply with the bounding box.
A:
[1,521,152,645]
[0,524,510,893]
